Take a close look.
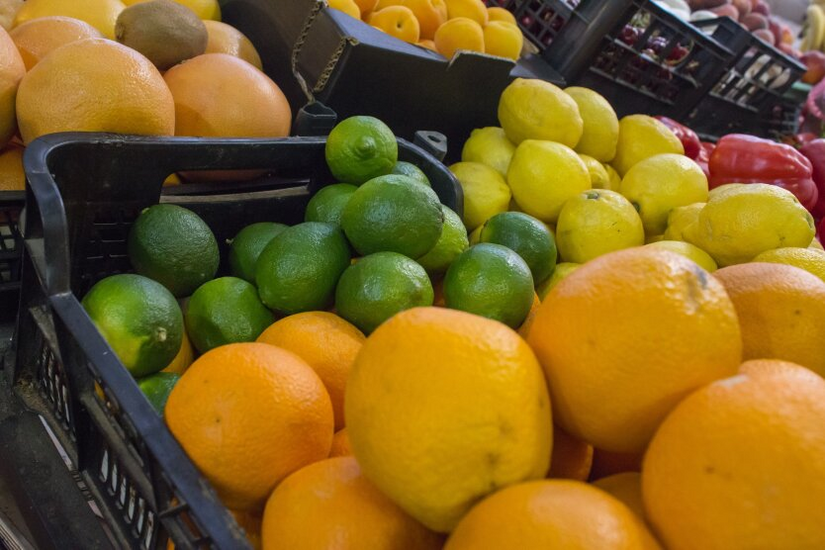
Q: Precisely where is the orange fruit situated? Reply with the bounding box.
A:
[738,358,816,377]
[589,448,643,481]
[329,0,361,19]
[592,472,646,521]
[354,0,379,17]
[261,457,443,550]
[548,425,593,481]
[231,509,262,550]
[13,0,125,40]
[256,311,365,431]
[714,262,825,378]
[15,38,174,145]
[165,342,334,511]
[375,0,404,10]
[0,26,24,149]
[528,248,742,454]
[434,17,484,59]
[10,16,103,71]
[369,6,420,44]
[417,39,437,51]
[487,6,516,25]
[329,427,353,457]
[0,145,24,191]
[403,0,447,40]
[516,292,541,339]
[483,20,522,60]
[202,20,262,70]
[161,327,194,376]
[164,54,290,139]
[445,0,488,25]
[445,480,661,549]
[643,363,825,550]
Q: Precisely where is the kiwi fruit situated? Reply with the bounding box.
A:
[115,0,208,71]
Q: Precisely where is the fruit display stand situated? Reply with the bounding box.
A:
[1,132,461,549]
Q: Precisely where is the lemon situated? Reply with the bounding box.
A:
[556,189,644,263]
[646,240,717,272]
[14,0,125,39]
[536,262,580,300]
[579,154,611,189]
[565,86,619,162]
[602,163,622,191]
[507,140,591,224]
[752,247,825,282]
[461,126,515,177]
[645,234,665,244]
[811,238,825,252]
[449,161,511,231]
[620,153,709,236]
[684,184,816,267]
[663,202,704,242]
[498,78,583,148]
[468,225,483,245]
[611,115,684,177]
[123,0,220,20]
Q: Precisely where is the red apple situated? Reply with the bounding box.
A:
[802,51,825,85]
[751,0,770,16]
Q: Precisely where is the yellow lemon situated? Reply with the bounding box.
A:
[810,238,824,252]
[498,78,583,148]
[14,0,125,39]
[684,184,815,267]
[449,161,510,231]
[663,202,704,242]
[122,0,220,20]
[565,86,619,162]
[646,240,717,272]
[620,153,709,236]
[752,247,825,282]
[601,163,622,191]
[483,20,522,60]
[555,189,645,264]
[507,140,591,224]
[645,234,665,244]
[612,115,684,177]
[537,262,580,300]
[461,126,515,177]
[578,154,611,190]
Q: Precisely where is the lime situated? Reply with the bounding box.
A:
[443,243,534,329]
[82,273,183,378]
[646,240,718,273]
[128,204,219,297]
[228,222,288,283]
[498,78,583,148]
[391,161,431,187]
[325,116,398,185]
[417,205,469,275]
[449,161,511,231]
[536,262,580,300]
[137,372,181,415]
[305,183,358,225]
[185,276,275,353]
[479,211,557,284]
[256,222,351,314]
[461,126,516,177]
[611,115,684,177]
[468,225,483,245]
[565,86,619,163]
[341,174,443,258]
[335,252,434,333]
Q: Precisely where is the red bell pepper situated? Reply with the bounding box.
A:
[709,134,819,211]
[799,140,825,220]
[695,141,715,179]
[655,116,701,160]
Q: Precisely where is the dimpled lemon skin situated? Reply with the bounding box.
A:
[498,78,583,148]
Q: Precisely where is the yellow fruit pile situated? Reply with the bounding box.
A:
[328,0,523,61]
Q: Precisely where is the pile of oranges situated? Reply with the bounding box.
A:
[329,0,524,61]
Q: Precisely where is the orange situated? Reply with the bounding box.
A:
[487,6,516,25]
[329,0,361,19]
[593,472,646,521]
[714,263,825,378]
[445,0,488,25]
[256,311,365,431]
[10,16,103,70]
[163,53,291,139]
[738,358,817,377]
[528,248,742,454]
[329,427,353,457]
[354,0,379,17]
[403,0,447,40]
[202,20,262,70]
[231,509,262,550]
[516,292,540,339]
[589,448,643,481]
[445,480,661,549]
[643,363,825,550]
[417,39,437,51]
[165,343,334,511]
[483,20,522,60]
[261,457,443,550]
[15,38,174,145]
[161,328,194,376]
[369,6,420,44]
[0,145,24,191]
[434,17,484,59]
[548,425,593,481]
[13,0,125,39]
[0,26,24,149]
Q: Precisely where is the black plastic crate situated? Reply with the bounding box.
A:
[8,132,461,549]
[484,0,580,50]
[0,192,24,324]
[540,0,735,119]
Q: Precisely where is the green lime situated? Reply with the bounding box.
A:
[479,211,558,284]
[256,222,351,314]
[137,372,181,415]
[305,183,358,225]
[82,273,183,378]
[325,116,398,185]
[128,204,219,298]
[335,252,434,334]
[391,161,431,187]
[185,277,275,353]
[416,205,469,275]
[228,222,288,283]
[341,174,443,258]
[443,243,534,329]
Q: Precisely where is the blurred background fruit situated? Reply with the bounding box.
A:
[0,26,24,148]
